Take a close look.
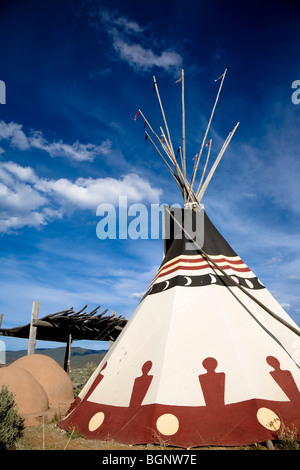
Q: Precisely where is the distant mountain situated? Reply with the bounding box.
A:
[4,347,108,369]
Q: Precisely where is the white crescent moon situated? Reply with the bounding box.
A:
[209,274,217,284]
[162,280,170,290]
[184,276,192,286]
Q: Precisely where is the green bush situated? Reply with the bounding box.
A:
[0,385,25,450]
[70,361,98,398]
[276,424,300,450]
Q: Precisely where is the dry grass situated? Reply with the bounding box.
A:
[14,421,268,451]
[15,422,186,451]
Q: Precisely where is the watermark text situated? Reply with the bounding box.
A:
[0,80,6,104]
[96,197,204,250]
[291,80,300,105]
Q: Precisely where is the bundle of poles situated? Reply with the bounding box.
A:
[135,71,300,339]
[135,68,239,207]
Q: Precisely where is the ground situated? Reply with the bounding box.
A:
[15,422,265,450]
[16,422,151,450]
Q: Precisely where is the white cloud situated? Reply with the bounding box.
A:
[0,181,46,214]
[280,303,291,310]
[0,161,49,232]
[0,121,24,140]
[112,33,182,72]
[30,130,112,162]
[0,171,60,233]
[112,15,144,34]
[37,173,162,209]
[98,8,182,72]
[0,161,162,232]
[0,211,48,233]
[0,121,30,151]
[99,8,144,35]
[129,292,145,300]
[1,161,37,183]
[0,120,111,162]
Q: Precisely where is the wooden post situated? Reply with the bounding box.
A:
[0,313,4,365]
[266,440,274,450]
[108,312,116,350]
[64,334,72,373]
[28,301,39,355]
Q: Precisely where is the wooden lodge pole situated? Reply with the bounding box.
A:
[188,68,227,202]
[28,301,39,355]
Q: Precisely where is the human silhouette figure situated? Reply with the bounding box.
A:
[67,362,108,413]
[84,362,108,402]
[266,356,300,403]
[198,357,225,407]
[129,361,153,409]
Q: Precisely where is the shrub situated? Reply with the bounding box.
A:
[276,424,300,450]
[70,362,98,398]
[0,385,25,450]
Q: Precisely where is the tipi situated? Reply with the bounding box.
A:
[59,70,300,447]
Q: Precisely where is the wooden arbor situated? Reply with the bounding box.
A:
[0,303,127,371]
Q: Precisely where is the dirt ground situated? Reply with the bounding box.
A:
[15,422,264,451]
[16,422,153,450]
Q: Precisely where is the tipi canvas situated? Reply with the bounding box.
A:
[59,71,300,447]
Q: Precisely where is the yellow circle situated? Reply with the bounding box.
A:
[256,407,281,431]
[88,411,105,431]
[156,413,179,436]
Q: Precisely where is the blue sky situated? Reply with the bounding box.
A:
[0,0,300,351]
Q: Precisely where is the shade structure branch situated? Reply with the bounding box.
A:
[0,306,127,343]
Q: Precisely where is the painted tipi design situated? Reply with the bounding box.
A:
[59,70,300,447]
